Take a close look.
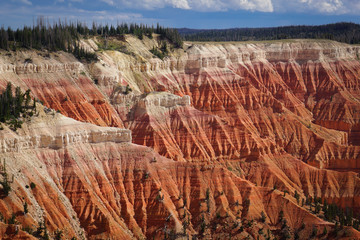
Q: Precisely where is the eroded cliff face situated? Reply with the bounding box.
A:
[0,51,123,128]
[104,38,360,168]
[1,108,360,240]
[1,37,360,239]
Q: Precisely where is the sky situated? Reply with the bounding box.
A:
[0,0,360,29]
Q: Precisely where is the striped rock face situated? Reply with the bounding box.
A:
[0,38,360,239]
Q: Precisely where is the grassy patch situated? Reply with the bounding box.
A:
[96,37,133,55]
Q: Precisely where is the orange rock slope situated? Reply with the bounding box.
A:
[1,111,359,239]
[1,38,360,239]
[110,39,360,169]
[0,51,123,128]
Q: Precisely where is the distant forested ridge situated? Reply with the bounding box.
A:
[0,18,183,55]
[179,22,360,44]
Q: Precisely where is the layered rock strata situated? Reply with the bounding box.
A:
[1,38,360,239]
[1,112,360,239]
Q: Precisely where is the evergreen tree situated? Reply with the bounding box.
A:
[311,226,318,238]
[260,211,267,222]
[0,83,36,130]
[294,191,300,204]
[279,210,284,222]
[322,227,327,236]
[23,201,28,214]
[0,160,13,197]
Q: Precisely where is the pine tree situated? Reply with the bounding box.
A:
[0,160,13,197]
[294,190,300,204]
[279,210,284,222]
[311,226,318,238]
[260,211,267,222]
[23,201,28,214]
[322,227,327,236]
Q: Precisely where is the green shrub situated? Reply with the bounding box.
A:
[24,201,28,214]
[30,182,36,189]
[8,213,17,224]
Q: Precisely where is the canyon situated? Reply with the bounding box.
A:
[0,36,360,239]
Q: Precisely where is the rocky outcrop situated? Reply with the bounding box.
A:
[0,109,131,153]
[0,62,83,74]
[0,128,131,153]
[137,92,190,109]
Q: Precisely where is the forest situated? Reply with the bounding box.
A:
[0,18,183,59]
[179,22,360,44]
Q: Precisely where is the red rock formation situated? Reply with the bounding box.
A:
[115,41,360,171]
[3,136,360,239]
[0,52,123,128]
[1,39,360,239]
[22,77,123,127]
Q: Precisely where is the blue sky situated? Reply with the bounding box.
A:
[1,0,360,29]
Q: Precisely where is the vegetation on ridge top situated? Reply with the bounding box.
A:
[0,18,183,60]
[179,22,360,44]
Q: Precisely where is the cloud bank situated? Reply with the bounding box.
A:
[102,0,274,12]
[0,4,151,28]
[11,0,32,5]
[101,0,360,14]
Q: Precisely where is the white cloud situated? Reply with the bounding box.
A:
[100,0,360,14]
[11,0,32,5]
[273,0,360,14]
[21,0,32,5]
[171,0,191,9]
[101,0,274,12]
[100,0,115,5]
[0,5,156,29]
[297,0,344,13]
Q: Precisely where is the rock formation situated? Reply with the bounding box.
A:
[0,37,360,239]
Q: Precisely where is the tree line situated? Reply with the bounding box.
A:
[179,22,360,44]
[0,18,183,55]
